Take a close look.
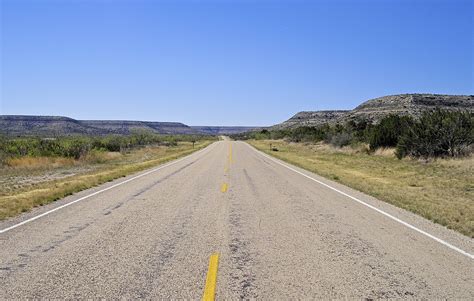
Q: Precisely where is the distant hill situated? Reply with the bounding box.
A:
[80,120,198,135]
[0,115,258,136]
[273,94,474,129]
[0,115,199,136]
[0,116,105,136]
[191,126,262,135]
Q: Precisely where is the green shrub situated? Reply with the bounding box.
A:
[288,125,330,142]
[102,136,125,152]
[396,109,473,159]
[232,110,472,160]
[0,134,213,160]
[62,138,90,159]
[369,115,414,150]
[345,119,373,142]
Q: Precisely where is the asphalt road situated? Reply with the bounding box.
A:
[1,141,473,299]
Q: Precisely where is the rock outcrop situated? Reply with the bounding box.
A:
[274,94,474,129]
[273,111,349,129]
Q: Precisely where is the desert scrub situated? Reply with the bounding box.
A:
[248,140,474,237]
[0,141,213,220]
[233,110,473,159]
[0,132,213,159]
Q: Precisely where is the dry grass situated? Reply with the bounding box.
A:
[0,141,213,220]
[6,156,77,169]
[373,147,396,157]
[80,150,123,164]
[249,140,474,237]
[4,151,124,169]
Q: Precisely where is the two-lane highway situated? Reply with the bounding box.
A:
[1,141,473,298]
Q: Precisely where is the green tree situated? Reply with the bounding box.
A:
[369,115,414,150]
[396,109,473,159]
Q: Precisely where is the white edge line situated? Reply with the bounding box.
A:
[246,143,474,260]
[0,143,214,234]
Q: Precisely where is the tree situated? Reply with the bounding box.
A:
[369,115,414,150]
[396,109,473,159]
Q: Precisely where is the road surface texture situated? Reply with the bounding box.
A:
[1,141,473,299]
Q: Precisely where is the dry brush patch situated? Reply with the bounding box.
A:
[0,141,213,220]
[248,140,474,237]
[5,156,78,169]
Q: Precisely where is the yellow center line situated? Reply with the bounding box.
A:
[228,143,233,164]
[202,253,220,301]
[220,183,228,192]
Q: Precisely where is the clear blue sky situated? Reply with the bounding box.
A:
[1,0,472,126]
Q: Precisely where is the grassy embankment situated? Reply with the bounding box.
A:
[248,140,474,237]
[0,141,213,220]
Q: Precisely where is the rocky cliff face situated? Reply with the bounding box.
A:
[347,94,474,122]
[274,94,474,129]
[273,111,349,129]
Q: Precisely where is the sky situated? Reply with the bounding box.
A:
[0,0,472,126]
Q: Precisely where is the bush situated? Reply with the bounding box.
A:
[231,109,473,160]
[288,126,330,142]
[396,109,473,159]
[328,132,353,147]
[38,139,63,157]
[369,115,414,150]
[254,129,271,140]
[102,136,125,152]
[0,133,212,161]
[345,119,373,142]
[62,138,90,159]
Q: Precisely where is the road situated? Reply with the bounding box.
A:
[1,141,473,299]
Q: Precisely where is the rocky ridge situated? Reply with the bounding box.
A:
[274,94,474,129]
[0,116,258,136]
[0,116,199,136]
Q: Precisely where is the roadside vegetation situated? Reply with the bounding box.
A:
[0,132,205,161]
[235,110,474,237]
[234,109,473,159]
[0,133,215,220]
